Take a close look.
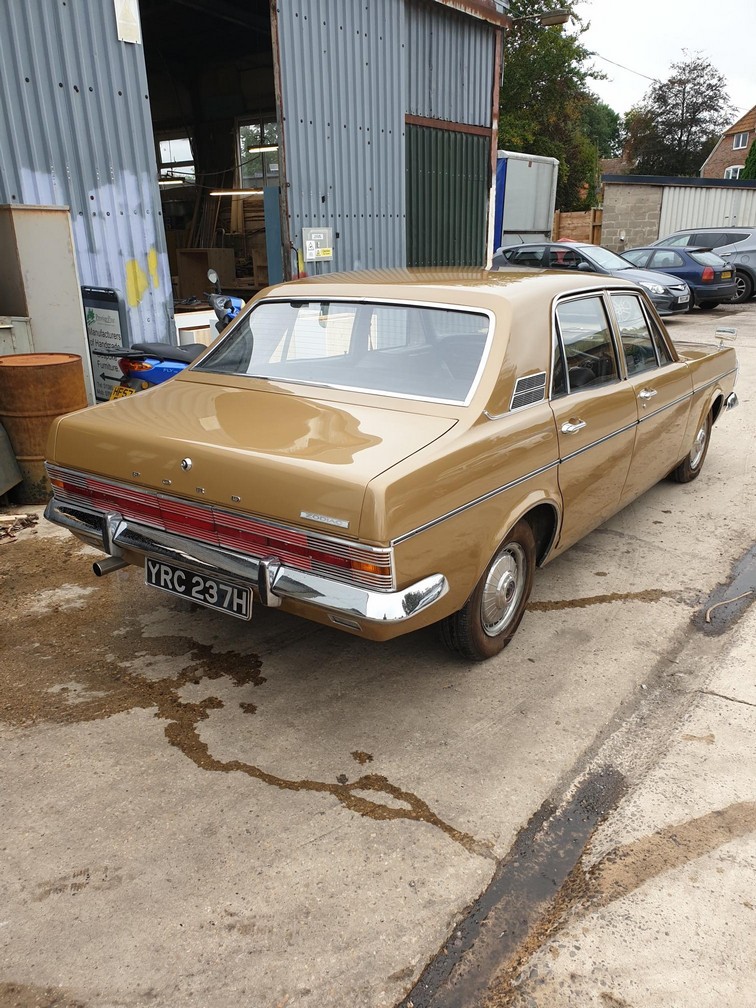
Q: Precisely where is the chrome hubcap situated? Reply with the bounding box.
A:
[480,543,526,637]
[690,425,707,469]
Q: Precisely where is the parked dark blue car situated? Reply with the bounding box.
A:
[621,246,737,309]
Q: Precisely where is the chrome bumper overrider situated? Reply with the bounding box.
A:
[725,392,739,411]
[44,498,448,625]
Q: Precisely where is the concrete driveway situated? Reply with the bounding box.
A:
[1,303,754,1008]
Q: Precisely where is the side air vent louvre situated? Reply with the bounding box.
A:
[510,371,547,411]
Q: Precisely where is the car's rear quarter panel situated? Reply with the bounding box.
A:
[674,343,738,444]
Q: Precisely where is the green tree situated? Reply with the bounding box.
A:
[499,0,607,209]
[582,97,621,158]
[623,53,733,176]
[740,140,756,180]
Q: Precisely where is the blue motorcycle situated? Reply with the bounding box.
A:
[108,271,244,399]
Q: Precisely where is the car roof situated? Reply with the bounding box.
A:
[258,267,642,312]
[627,244,708,252]
[663,227,754,236]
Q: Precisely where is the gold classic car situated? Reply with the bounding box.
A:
[45,269,738,660]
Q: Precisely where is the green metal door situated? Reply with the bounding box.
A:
[406,123,490,267]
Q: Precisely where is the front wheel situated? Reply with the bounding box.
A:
[730,271,754,304]
[440,520,535,661]
[669,413,711,483]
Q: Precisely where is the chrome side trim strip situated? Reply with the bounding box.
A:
[692,366,739,395]
[391,460,560,545]
[44,499,448,626]
[636,390,691,424]
[559,421,637,465]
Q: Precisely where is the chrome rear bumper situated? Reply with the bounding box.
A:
[44,498,448,626]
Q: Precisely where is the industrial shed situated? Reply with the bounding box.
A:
[0,0,505,351]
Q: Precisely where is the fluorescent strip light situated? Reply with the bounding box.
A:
[247,145,278,153]
[210,188,264,196]
[159,179,185,187]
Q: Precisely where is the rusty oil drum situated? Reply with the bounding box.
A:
[0,353,88,502]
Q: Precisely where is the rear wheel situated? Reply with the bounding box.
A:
[669,413,711,483]
[440,520,535,661]
[730,271,753,304]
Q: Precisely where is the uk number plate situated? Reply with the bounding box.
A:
[721,270,732,279]
[110,385,135,399]
[145,558,253,620]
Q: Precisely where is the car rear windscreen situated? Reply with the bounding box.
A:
[194,300,492,405]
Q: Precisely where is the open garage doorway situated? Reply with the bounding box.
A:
[139,0,283,307]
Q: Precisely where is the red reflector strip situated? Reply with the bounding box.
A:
[46,465,394,590]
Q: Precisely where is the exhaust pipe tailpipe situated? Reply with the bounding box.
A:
[93,556,128,577]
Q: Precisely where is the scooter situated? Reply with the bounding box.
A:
[107,269,244,399]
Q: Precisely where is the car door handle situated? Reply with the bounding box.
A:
[561,419,586,434]
[638,388,658,400]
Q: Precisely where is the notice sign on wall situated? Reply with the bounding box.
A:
[82,287,129,401]
[303,228,334,262]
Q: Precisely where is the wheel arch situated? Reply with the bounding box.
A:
[521,501,560,566]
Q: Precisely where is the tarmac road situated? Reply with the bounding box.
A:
[1,301,754,1008]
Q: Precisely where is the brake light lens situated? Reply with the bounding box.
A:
[701,266,715,282]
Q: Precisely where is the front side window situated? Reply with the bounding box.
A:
[724,166,743,179]
[194,300,490,404]
[733,132,748,150]
[555,296,619,392]
[662,234,694,247]
[622,249,651,267]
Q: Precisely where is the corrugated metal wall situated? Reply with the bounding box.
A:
[275,0,496,273]
[407,1,494,126]
[275,0,408,273]
[659,185,756,237]
[0,0,172,342]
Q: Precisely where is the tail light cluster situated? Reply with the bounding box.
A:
[118,358,153,375]
[47,464,394,591]
[701,266,715,282]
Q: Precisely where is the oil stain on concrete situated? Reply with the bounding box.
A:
[1,535,492,861]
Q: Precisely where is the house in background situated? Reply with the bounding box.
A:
[700,104,756,179]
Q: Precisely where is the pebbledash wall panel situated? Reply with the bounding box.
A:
[274,0,497,273]
[0,0,172,342]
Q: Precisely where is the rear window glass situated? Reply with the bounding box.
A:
[194,300,491,404]
[689,251,727,267]
[725,232,750,245]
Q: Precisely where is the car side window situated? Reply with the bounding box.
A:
[693,232,727,247]
[511,247,545,267]
[650,250,684,269]
[610,294,660,375]
[622,250,649,267]
[555,297,619,392]
[664,235,693,247]
[611,293,675,373]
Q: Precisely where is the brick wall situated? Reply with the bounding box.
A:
[701,133,754,179]
[601,183,664,252]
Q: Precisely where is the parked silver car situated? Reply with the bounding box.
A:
[492,241,691,316]
[651,228,756,304]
